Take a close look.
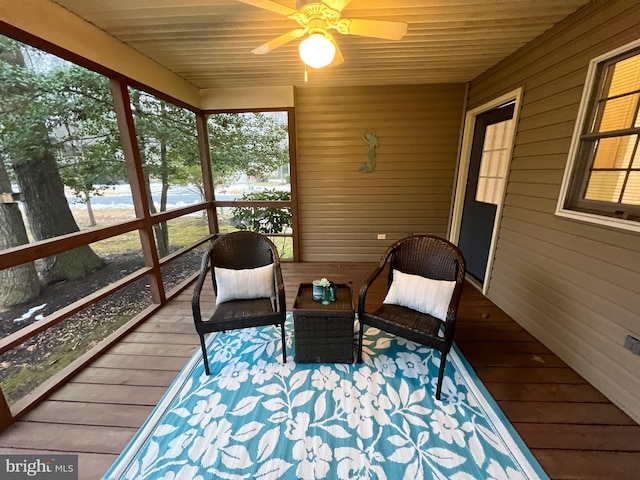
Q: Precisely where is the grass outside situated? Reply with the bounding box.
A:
[2,309,140,404]
[73,208,210,255]
[76,208,293,258]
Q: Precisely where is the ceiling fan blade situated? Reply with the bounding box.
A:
[321,0,352,12]
[251,28,306,54]
[328,44,344,68]
[236,0,297,17]
[326,32,344,68]
[342,18,408,40]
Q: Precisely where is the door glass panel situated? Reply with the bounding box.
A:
[475,119,515,205]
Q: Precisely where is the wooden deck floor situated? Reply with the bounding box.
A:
[1,262,639,479]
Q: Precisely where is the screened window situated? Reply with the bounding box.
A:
[207,111,295,260]
[559,42,640,226]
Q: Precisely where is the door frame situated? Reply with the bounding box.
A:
[449,87,523,294]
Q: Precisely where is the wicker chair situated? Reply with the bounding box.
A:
[191,231,287,374]
[357,235,466,399]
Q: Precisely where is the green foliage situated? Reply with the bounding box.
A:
[0,34,293,261]
[0,36,126,202]
[55,67,126,201]
[129,89,200,183]
[1,35,291,208]
[128,89,202,255]
[0,38,56,165]
[232,189,291,234]
[208,112,289,187]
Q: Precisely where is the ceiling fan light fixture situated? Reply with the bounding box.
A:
[298,32,336,69]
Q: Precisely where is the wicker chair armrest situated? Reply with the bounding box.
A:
[358,243,397,314]
[191,252,212,324]
[273,262,286,312]
[440,306,457,342]
[441,268,465,342]
[358,264,386,315]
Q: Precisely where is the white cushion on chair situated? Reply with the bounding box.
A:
[383,269,456,321]
[214,264,274,304]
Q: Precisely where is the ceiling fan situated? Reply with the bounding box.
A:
[236,0,408,70]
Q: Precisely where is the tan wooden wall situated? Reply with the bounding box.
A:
[294,84,466,262]
[467,0,640,423]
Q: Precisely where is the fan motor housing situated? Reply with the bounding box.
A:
[296,0,321,10]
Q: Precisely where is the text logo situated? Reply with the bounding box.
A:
[0,455,78,480]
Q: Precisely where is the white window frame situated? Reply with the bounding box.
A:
[556,38,640,233]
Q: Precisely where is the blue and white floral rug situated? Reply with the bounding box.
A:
[104,314,549,480]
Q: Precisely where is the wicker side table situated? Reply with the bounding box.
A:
[293,283,355,363]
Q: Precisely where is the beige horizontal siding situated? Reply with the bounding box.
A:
[469,0,640,106]
[488,267,640,424]
[467,0,640,423]
[491,247,639,367]
[294,84,465,261]
[502,203,640,250]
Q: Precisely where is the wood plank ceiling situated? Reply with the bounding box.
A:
[51,0,592,89]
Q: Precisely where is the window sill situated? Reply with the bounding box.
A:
[555,208,640,234]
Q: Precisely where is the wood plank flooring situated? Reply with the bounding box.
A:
[0,262,639,479]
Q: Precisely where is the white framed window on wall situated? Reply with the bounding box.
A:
[557,38,640,232]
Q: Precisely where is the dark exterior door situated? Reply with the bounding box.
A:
[458,103,515,283]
